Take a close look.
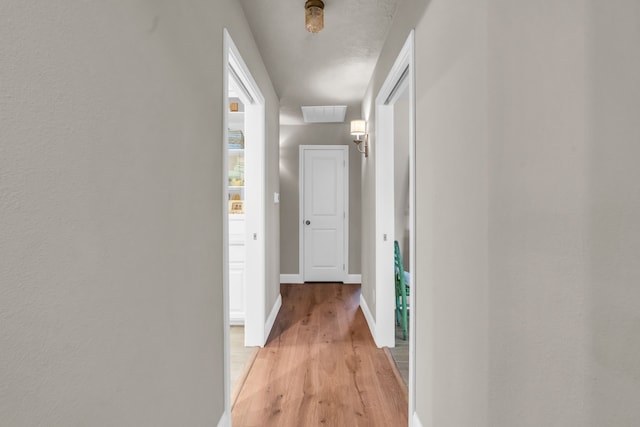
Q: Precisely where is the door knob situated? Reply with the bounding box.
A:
[305,220,311,225]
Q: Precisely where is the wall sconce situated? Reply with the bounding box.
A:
[350,119,369,157]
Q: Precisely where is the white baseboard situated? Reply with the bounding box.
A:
[412,412,424,427]
[229,312,244,326]
[359,294,378,347]
[217,411,229,427]
[280,274,302,283]
[264,294,282,343]
[281,273,362,284]
[344,274,362,284]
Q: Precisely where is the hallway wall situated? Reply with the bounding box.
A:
[584,0,640,423]
[487,1,591,424]
[362,0,489,424]
[279,122,362,276]
[0,2,279,426]
[487,0,640,425]
[363,0,640,426]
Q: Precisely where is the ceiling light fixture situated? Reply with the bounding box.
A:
[305,0,325,33]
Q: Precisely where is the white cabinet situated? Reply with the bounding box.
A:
[229,216,245,324]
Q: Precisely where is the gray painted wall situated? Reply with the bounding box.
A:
[279,122,362,276]
[488,1,640,425]
[411,1,489,423]
[0,1,279,425]
[364,0,640,425]
[587,1,640,423]
[487,1,591,424]
[3,1,639,426]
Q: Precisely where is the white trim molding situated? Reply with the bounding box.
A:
[264,294,282,344]
[412,411,424,427]
[280,274,303,284]
[344,274,362,284]
[229,315,244,326]
[280,273,361,284]
[359,294,378,346]
[217,411,229,427]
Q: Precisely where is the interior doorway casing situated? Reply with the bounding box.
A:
[298,145,349,283]
[374,30,417,424]
[222,28,267,423]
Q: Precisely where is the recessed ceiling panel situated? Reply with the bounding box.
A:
[301,105,347,123]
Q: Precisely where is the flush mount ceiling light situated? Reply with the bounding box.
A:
[305,0,325,33]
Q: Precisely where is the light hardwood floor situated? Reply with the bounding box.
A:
[230,326,259,407]
[389,317,410,387]
[232,283,408,427]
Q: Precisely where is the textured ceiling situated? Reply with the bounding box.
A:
[239,0,399,125]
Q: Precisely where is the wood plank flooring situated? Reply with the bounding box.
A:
[389,318,410,387]
[232,284,408,427]
[230,326,259,409]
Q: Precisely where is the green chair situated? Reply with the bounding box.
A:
[394,240,410,340]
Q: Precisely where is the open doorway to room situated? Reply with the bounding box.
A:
[222,29,267,417]
[374,30,416,422]
[389,87,411,387]
[225,94,258,404]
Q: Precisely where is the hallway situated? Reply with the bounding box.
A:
[232,284,407,427]
[3,2,640,426]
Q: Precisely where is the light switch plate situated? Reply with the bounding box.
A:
[273,192,280,204]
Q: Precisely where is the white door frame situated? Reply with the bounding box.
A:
[299,145,349,283]
[374,30,417,423]
[222,28,267,421]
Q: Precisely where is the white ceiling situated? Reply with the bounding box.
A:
[239,0,399,125]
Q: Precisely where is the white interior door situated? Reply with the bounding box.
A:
[301,146,348,282]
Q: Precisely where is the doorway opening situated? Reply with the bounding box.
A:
[222,28,267,420]
[388,87,411,387]
[374,30,416,422]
